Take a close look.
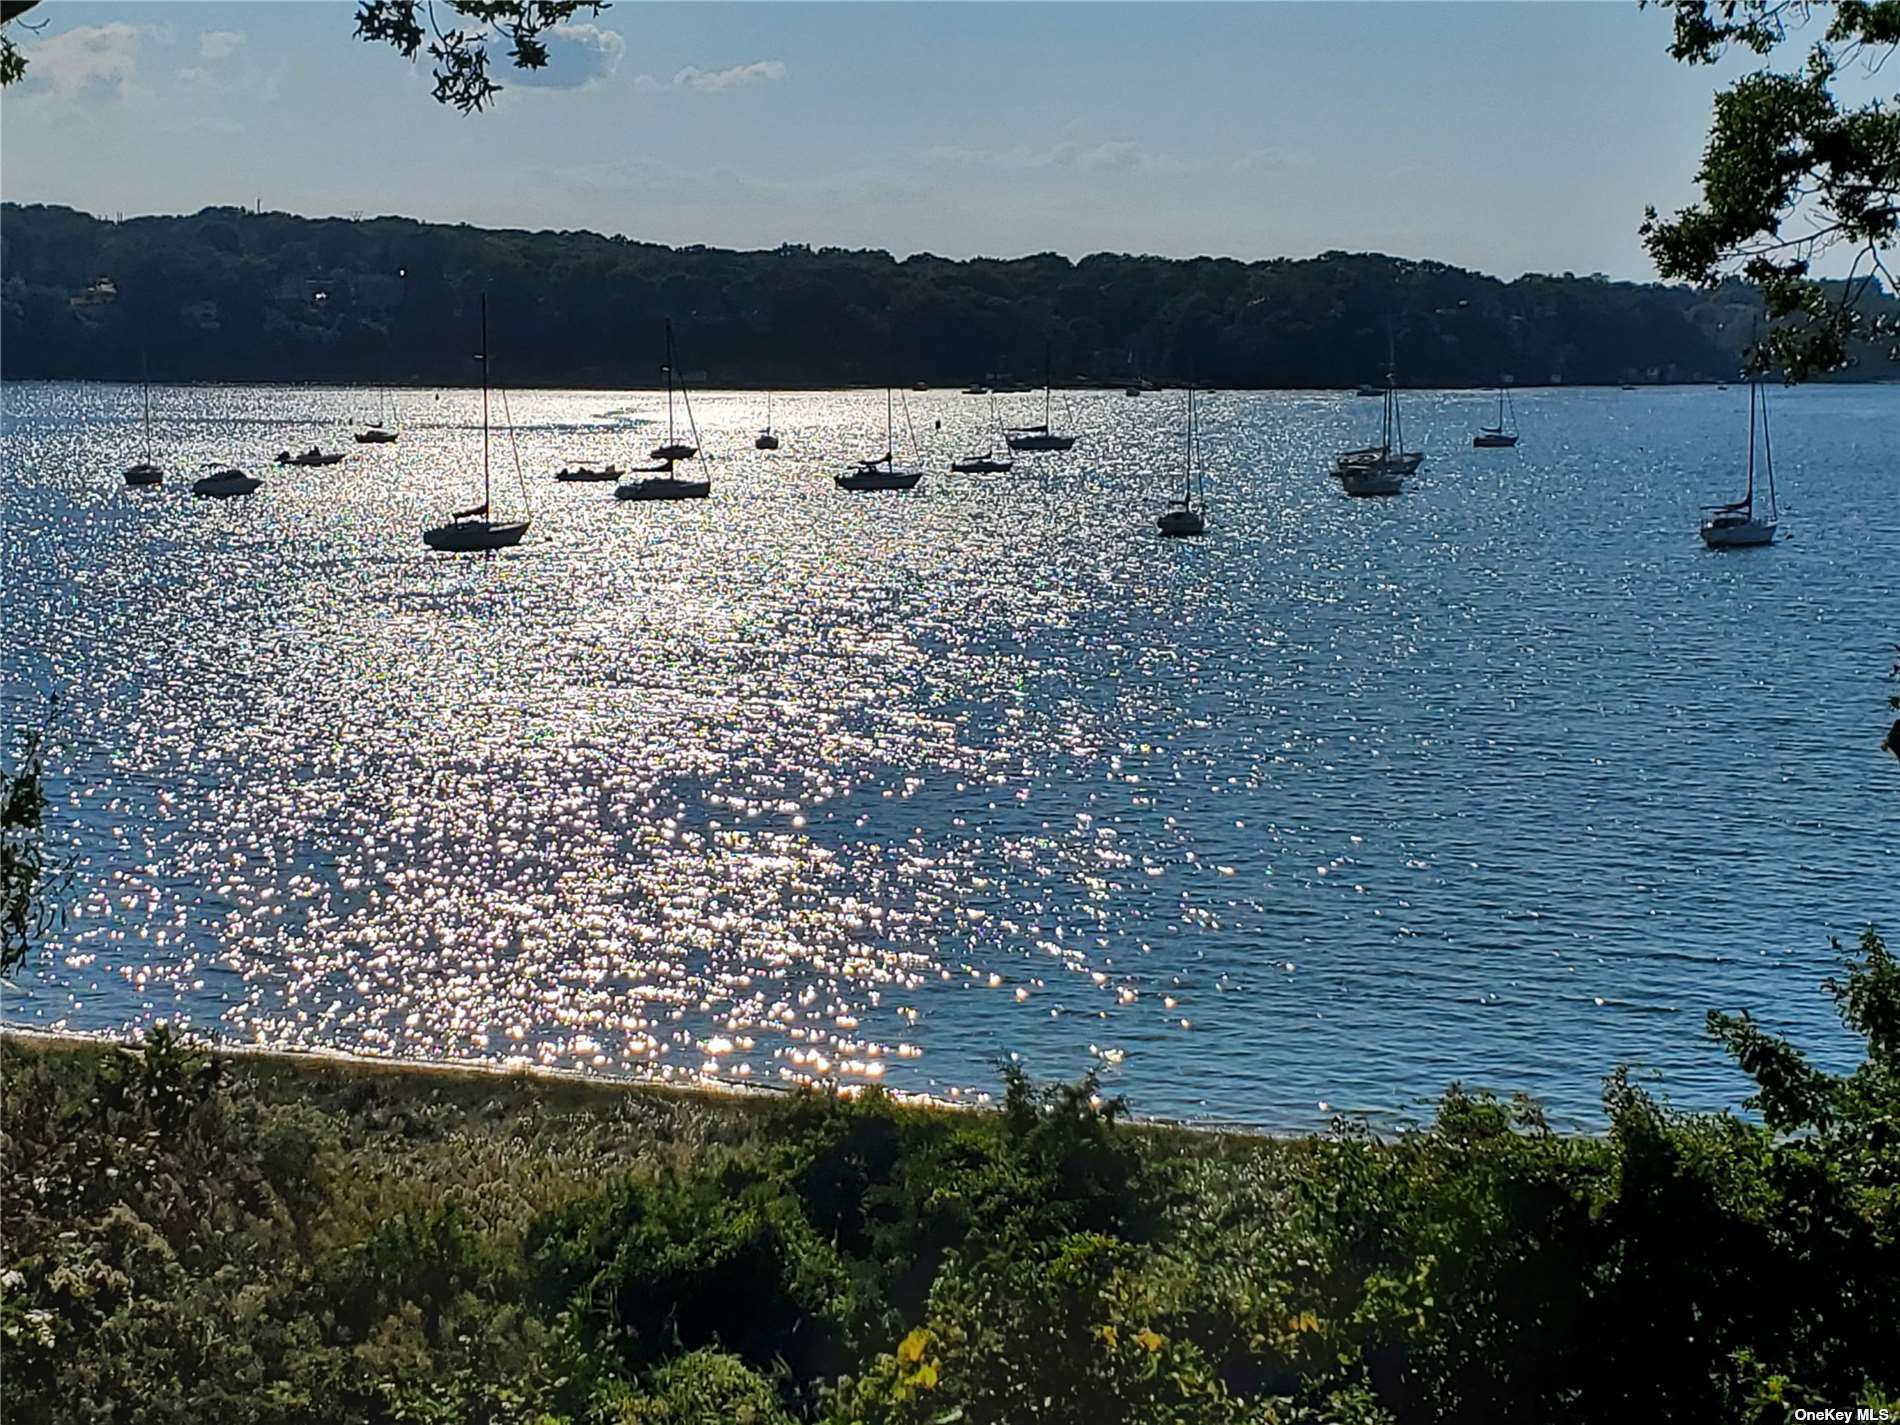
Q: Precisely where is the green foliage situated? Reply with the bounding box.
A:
[1,711,62,975]
[3,931,1897,1422]
[353,1,610,114]
[1643,0,1900,378]
[4,202,1853,390]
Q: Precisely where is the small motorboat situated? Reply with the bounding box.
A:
[123,462,163,488]
[912,381,929,391]
[554,463,624,483]
[1125,385,1144,398]
[963,385,990,396]
[951,450,1012,475]
[192,467,262,498]
[276,447,345,467]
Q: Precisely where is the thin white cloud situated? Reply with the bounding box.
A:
[198,31,244,62]
[926,139,1164,174]
[637,59,785,94]
[15,22,168,102]
[509,22,624,90]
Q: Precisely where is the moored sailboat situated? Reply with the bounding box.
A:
[1700,376,1779,548]
[1157,384,1207,537]
[1005,342,1078,452]
[837,383,925,491]
[123,357,163,486]
[355,388,399,443]
[755,390,780,450]
[619,320,713,500]
[1336,376,1415,496]
[422,294,531,551]
[1473,384,1520,448]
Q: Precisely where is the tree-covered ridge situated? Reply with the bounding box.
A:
[7,202,1893,390]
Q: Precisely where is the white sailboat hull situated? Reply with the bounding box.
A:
[1700,515,1776,548]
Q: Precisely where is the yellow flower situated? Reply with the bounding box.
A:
[1097,1325,1119,1347]
[1135,1328,1165,1353]
[896,1328,932,1365]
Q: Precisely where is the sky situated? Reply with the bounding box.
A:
[0,1,1874,281]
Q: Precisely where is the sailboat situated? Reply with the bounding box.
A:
[952,395,1014,474]
[1157,384,1207,537]
[123,357,163,486]
[422,294,531,551]
[619,319,712,500]
[1473,385,1519,448]
[1335,376,1416,496]
[649,319,698,462]
[836,382,925,491]
[755,390,780,450]
[1005,342,1078,452]
[354,388,399,443]
[1700,376,1779,548]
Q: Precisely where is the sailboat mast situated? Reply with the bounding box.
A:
[1744,377,1757,515]
[1759,379,1776,518]
[481,294,491,511]
[665,319,676,446]
[1185,384,1194,503]
[141,352,152,462]
[1044,340,1052,428]
[886,382,894,462]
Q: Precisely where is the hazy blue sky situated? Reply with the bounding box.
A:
[0,2,1857,279]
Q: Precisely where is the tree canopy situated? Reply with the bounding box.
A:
[12,202,1897,389]
[1644,0,1900,377]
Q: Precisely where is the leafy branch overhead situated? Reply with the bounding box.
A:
[1642,0,1900,378]
[353,0,607,113]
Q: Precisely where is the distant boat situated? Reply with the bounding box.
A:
[951,452,1012,474]
[952,395,1015,474]
[554,462,623,483]
[755,390,780,450]
[837,381,925,491]
[1336,375,1414,496]
[1355,384,1385,397]
[1005,342,1078,452]
[1472,385,1520,448]
[963,384,990,396]
[647,319,700,463]
[1157,384,1207,537]
[621,319,712,500]
[1700,376,1779,549]
[422,294,531,551]
[1124,384,1144,398]
[276,447,345,467]
[191,466,261,498]
[354,388,399,443]
[123,357,162,486]
[912,380,929,391]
